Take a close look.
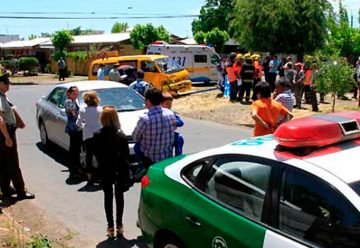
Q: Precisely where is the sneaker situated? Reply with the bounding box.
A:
[107,227,115,239]
[17,191,35,200]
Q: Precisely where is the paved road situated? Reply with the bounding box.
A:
[9,84,252,247]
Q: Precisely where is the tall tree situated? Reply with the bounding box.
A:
[130,24,171,50]
[194,31,207,44]
[192,0,234,35]
[324,1,359,58]
[231,0,331,57]
[51,30,73,55]
[205,28,229,52]
[111,22,129,33]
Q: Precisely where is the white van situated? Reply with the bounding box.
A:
[147,43,221,83]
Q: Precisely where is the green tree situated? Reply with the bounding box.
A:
[70,26,82,36]
[206,28,229,52]
[111,22,129,33]
[130,24,171,50]
[231,0,330,57]
[314,56,356,112]
[194,31,207,44]
[192,0,234,35]
[28,34,38,40]
[323,1,359,58]
[51,30,73,52]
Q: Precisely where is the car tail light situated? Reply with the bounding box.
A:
[141,175,150,189]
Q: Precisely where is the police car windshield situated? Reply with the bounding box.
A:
[349,181,360,197]
[155,58,182,73]
[78,87,145,112]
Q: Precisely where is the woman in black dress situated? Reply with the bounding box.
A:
[92,106,131,238]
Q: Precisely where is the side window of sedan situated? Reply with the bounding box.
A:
[279,168,360,247]
[48,87,67,108]
[204,157,272,221]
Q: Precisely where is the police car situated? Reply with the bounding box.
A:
[138,111,360,248]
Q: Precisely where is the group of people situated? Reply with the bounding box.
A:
[0,73,35,202]
[64,82,184,238]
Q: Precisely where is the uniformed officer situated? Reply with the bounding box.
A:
[239,53,255,102]
[0,73,35,200]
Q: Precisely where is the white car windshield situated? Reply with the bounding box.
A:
[79,87,145,112]
[155,58,182,73]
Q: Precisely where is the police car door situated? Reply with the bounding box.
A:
[180,154,276,248]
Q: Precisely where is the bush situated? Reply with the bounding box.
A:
[0,59,18,74]
[51,51,67,61]
[18,57,39,71]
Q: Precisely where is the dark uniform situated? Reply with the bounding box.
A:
[239,59,255,102]
[0,74,34,200]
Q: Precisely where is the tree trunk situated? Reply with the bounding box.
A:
[332,93,336,112]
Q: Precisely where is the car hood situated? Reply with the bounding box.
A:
[118,109,146,136]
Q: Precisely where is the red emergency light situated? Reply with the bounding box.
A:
[274,111,360,148]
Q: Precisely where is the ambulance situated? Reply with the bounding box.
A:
[147,43,221,83]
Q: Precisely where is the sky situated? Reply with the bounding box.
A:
[0,0,359,40]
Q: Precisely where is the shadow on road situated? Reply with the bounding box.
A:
[96,235,147,248]
[36,142,68,167]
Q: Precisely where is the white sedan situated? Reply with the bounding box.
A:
[35,80,145,156]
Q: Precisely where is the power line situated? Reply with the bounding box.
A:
[0,15,199,20]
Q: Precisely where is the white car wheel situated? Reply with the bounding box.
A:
[39,121,49,146]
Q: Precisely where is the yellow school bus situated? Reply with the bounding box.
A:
[88,55,192,95]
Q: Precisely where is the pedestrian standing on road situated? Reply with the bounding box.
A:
[76,91,102,185]
[57,57,67,81]
[293,62,305,109]
[226,52,238,102]
[161,92,184,156]
[64,86,83,180]
[251,81,293,137]
[262,55,271,83]
[92,106,131,239]
[129,70,150,97]
[109,64,121,82]
[239,54,255,103]
[132,88,176,170]
[268,55,279,92]
[0,73,35,201]
[97,64,105,80]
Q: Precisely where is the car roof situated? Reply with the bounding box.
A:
[217,135,360,184]
[55,80,128,91]
[92,55,167,63]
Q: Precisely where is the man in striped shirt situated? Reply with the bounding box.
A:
[133,88,176,168]
[274,78,294,124]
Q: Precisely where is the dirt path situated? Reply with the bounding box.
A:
[173,88,360,128]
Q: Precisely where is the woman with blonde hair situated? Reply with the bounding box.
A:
[92,106,131,238]
[76,90,102,184]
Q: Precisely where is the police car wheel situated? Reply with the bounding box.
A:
[156,235,184,248]
[39,121,49,146]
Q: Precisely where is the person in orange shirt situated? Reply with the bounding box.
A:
[251,81,293,137]
[303,64,313,104]
[252,54,262,100]
[226,53,238,101]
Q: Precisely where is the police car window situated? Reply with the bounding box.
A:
[204,158,271,221]
[279,168,360,248]
[48,87,67,108]
[194,55,207,63]
[182,158,210,186]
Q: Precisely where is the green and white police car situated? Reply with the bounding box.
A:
[138,112,360,248]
